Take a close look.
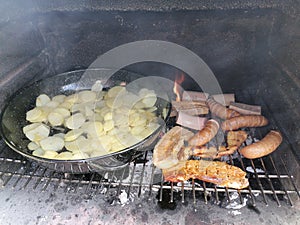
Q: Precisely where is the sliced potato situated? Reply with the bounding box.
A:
[65,135,85,152]
[72,152,89,160]
[78,90,97,102]
[36,94,51,107]
[89,150,107,157]
[107,86,126,98]
[131,125,145,136]
[23,123,50,142]
[64,93,79,104]
[28,142,40,150]
[32,148,45,157]
[85,121,103,137]
[110,141,127,152]
[105,97,123,109]
[43,150,58,159]
[142,95,157,108]
[59,101,74,109]
[103,119,114,132]
[65,113,86,129]
[48,112,64,126]
[52,94,66,103]
[46,101,60,108]
[55,151,73,160]
[53,107,70,118]
[40,136,64,151]
[104,112,113,121]
[26,108,43,122]
[64,129,83,142]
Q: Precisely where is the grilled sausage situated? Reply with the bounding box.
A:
[206,98,240,120]
[239,130,282,159]
[221,115,268,131]
[188,119,219,146]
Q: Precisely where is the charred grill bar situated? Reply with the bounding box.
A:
[0,0,299,224]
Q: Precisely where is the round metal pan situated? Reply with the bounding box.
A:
[0,69,171,173]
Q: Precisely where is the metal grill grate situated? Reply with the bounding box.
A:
[0,137,299,207]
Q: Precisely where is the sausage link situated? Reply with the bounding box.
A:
[188,119,219,146]
[221,115,268,131]
[239,130,282,159]
[206,98,240,120]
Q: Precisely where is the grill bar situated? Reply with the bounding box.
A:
[259,158,281,206]
[42,170,55,192]
[280,157,300,198]
[269,155,293,206]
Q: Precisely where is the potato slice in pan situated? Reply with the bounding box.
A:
[53,107,70,118]
[55,151,73,160]
[105,97,123,109]
[84,121,103,137]
[23,123,50,143]
[48,112,64,126]
[64,129,83,142]
[36,94,51,107]
[64,93,79,104]
[40,136,64,151]
[65,113,86,129]
[59,101,74,110]
[142,93,157,108]
[103,120,114,132]
[32,148,45,157]
[52,94,66,103]
[28,142,40,151]
[26,108,43,122]
[78,90,97,103]
[46,101,60,108]
[72,152,89,160]
[43,150,58,159]
[107,86,126,98]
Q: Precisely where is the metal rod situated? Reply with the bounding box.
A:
[95,172,107,195]
[280,157,300,198]
[105,171,116,197]
[117,166,128,197]
[85,173,96,194]
[269,155,293,206]
[181,182,185,203]
[138,151,148,197]
[33,168,47,190]
[22,165,40,190]
[202,182,208,204]
[42,171,55,192]
[214,186,219,204]
[192,179,196,204]
[259,158,281,206]
[170,182,174,203]
[159,173,164,202]
[64,173,75,193]
[127,161,137,198]
[237,152,256,206]
[250,159,268,205]
[73,174,85,194]
[148,164,156,197]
